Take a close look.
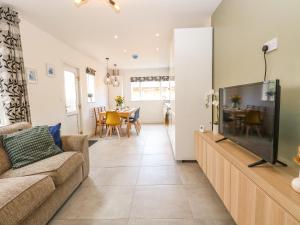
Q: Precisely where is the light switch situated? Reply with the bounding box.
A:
[263,38,278,53]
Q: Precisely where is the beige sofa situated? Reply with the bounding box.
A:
[0,122,90,225]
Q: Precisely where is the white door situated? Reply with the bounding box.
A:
[63,67,82,134]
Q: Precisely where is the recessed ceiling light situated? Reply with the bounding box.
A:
[123,49,127,53]
[114,35,118,39]
[74,0,84,5]
[155,33,160,37]
[113,3,120,12]
[156,47,160,52]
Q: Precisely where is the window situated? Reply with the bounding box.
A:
[140,81,161,100]
[131,82,140,101]
[64,71,77,114]
[161,81,170,100]
[87,74,96,103]
[130,78,175,101]
[170,81,175,100]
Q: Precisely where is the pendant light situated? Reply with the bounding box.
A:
[112,64,120,76]
[104,58,112,85]
[111,64,120,87]
[112,76,120,87]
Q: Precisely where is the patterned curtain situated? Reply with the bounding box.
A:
[130,76,175,82]
[0,6,31,124]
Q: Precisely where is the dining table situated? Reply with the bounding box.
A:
[99,108,137,138]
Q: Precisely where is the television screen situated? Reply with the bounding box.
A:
[219,80,280,165]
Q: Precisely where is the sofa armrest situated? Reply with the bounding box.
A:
[61,135,89,179]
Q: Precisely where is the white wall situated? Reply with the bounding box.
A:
[20,19,108,136]
[108,68,169,124]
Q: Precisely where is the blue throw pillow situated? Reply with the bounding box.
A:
[48,123,62,149]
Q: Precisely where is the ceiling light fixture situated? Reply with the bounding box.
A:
[155,33,160,37]
[74,0,87,5]
[132,54,139,59]
[112,76,120,87]
[74,0,120,12]
[123,49,127,53]
[104,58,112,85]
[156,47,160,52]
[112,64,120,76]
[114,35,118,39]
[111,64,120,87]
[109,0,121,12]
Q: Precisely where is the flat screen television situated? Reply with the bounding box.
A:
[218,80,285,167]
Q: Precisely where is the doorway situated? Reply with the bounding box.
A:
[63,66,82,134]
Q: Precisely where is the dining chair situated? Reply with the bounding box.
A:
[128,107,141,135]
[106,111,122,138]
[245,110,263,137]
[99,106,106,112]
[93,107,101,135]
[94,106,107,137]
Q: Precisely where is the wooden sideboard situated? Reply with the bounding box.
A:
[194,131,300,225]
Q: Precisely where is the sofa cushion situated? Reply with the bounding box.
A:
[1,126,63,169]
[0,147,11,175]
[0,175,55,225]
[0,122,32,136]
[0,123,32,175]
[0,152,84,186]
[48,123,63,149]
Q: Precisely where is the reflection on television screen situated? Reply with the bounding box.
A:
[219,80,280,164]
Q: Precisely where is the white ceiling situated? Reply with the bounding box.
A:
[1,0,222,69]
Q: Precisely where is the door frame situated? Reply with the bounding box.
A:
[63,64,83,134]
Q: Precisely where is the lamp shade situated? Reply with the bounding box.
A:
[104,73,112,85]
[112,76,120,87]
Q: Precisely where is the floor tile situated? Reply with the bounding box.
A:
[143,146,172,155]
[177,163,209,186]
[130,185,192,219]
[92,146,145,155]
[128,218,202,225]
[49,125,234,224]
[90,153,143,167]
[197,219,236,225]
[183,185,232,220]
[83,167,140,186]
[141,154,175,166]
[49,219,128,225]
[55,186,135,219]
[137,166,182,185]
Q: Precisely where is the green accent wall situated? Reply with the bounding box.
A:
[212,0,300,166]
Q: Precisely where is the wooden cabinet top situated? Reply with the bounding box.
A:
[196,131,300,221]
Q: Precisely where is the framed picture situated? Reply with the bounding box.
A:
[46,64,55,77]
[26,68,38,84]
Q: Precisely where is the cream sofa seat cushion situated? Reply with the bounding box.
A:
[0,175,55,225]
[0,152,84,186]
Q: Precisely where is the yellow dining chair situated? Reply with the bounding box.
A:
[106,111,122,138]
[245,110,263,137]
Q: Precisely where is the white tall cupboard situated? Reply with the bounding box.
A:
[167,27,213,161]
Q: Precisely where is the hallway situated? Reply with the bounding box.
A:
[50,125,234,225]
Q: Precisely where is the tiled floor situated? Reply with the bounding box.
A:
[49,125,235,225]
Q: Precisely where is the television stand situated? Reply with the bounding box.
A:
[248,159,288,168]
[215,137,227,143]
